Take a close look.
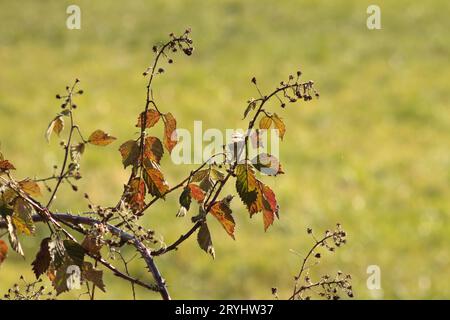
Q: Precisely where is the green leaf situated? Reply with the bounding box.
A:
[63,240,85,267]
[179,187,192,211]
[12,197,35,235]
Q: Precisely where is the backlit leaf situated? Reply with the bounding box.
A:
[45,116,64,142]
[210,168,225,182]
[197,223,215,259]
[0,160,15,172]
[260,183,279,231]
[0,240,8,266]
[119,140,140,169]
[272,113,286,140]
[19,179,42,197]
[31,237,51,278]
[136,109,160,128]
[163,112,177,153]
[143,162,169,198]
[70,142,85,163]
[125,178,146,212]
[259,116,272,130]
[144,136,164,164]
[191,169,209,183]
[6,215,24,256]
[188,184,205,203]
[88,129,117,146]
[81,235,103,256]
[12,197,35,235]
[235,163,260,215]
[210,199,235,239]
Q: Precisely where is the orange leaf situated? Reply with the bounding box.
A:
[188,184,205,203]
[126,178,146,212]
[210,200,235,240]
[144,136,164,164]
[88,130,117,146]
[143,164,169,198]
[136,109,160,128]
[0,240,8,266]
[163,112,177,153]
[260,183,279,231]
[272,113,286,140]
[45,116,64,142]
[119,140,140,168]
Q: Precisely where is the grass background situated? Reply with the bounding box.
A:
[0,0,449,299]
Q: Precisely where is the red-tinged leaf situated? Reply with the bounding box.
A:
[272,113,286,140]
[88,129,116,146]
[197,223,215,259]
[210,199,235,239]
[235,164,260,215]
[0,160,15,172]
[119,140,140,169]
[144,136,164,164]
[260,183,279,231]
[259,116,272,130]
[31,238,51,278]
[251,153,284,176]
[0,240,8,266]
[125,178,146,212]
[188,184,205,203]
[45,116,64,142]
[163,112,177,153]
[19,179,42,197]
[143,163,169,198]
[136,109,160,128]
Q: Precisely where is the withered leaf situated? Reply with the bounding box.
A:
[70,142,85,163]
[12,197,35,235]
[6,215,24,256]
[19,179,42,197]
[272,113,286,140]
[119,140,140,169]
[125,178,146,212]
[144,136,164,164]
[163,112,177,153]
[88,129,117,146]
[136,109,160,128]
[82,262,106,292]
[210,199,236,240]
[0,160,15,172]
[197,223,215,259]
[45,116,64,142]
[143,162,169,198]
[31,237,51,278]
[259,116,272,130]
[81,235,103,256]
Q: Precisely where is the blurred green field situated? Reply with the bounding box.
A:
[0,0,449,299]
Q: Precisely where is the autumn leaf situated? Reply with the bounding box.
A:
[12,197,35,235]
[52,260,73,295]
[188,184,205,203]
[191,169,209,183]
[235,163,260,215]
[70,142,85,163]
[125,178,146,212]
[260,183,279,231]
[178,186,192,212]
[45,116,64,142]
[6,215,24,256]
[82,262,106,292]
[210,198,235,239]
[31,238,51,278]
[163,112,177,153]
[81,235,103,256]
[19,179,42,197]
[251,153,284,176]
[272,113,286,140]
[119,140,140,169]
[197,223,215,259]
[136,109,160,128]
[144,136,164,164]
[0,160,15,172]
[143,162,169,198]
[88,129,117,146]
[0,240,8,266]
[259,115,272,130]
[210,168,225,182]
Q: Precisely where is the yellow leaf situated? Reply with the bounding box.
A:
[259,116,272,130]
[45,116,64,142]
[19,179,42,197]
[272,113,286,140]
